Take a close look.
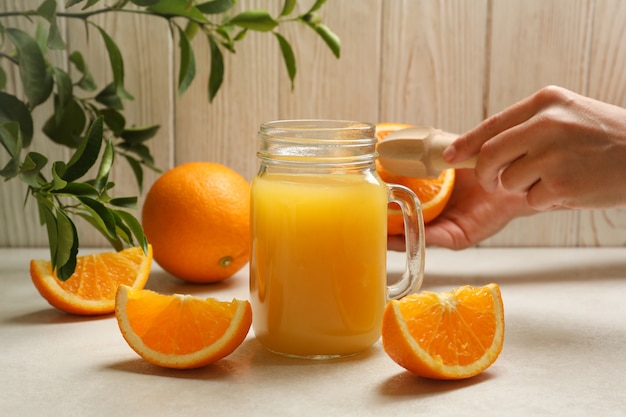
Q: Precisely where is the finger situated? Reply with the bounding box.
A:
[424,224,460,249]
[445,88,553,164]
[474,121,536,192]
[525,180,564,211]
[425,220,474,250]
[498,152,543,194]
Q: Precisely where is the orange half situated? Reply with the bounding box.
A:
[382,283,505,379]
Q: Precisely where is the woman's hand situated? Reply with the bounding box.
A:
[388,169,537,251]
[423,169,536,249]
[443,85,626,210]
[389,85,626,251]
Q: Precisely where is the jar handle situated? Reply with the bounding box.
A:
[386,184,425,299]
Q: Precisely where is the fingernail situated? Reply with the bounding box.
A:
[442,145,456,162]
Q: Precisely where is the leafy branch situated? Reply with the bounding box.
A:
[0,0,340,280]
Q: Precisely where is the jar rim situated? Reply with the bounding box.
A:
[259,119,376,144]
[260,119,374,130]
[257,119,378,167]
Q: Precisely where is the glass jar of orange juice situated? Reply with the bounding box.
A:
[250,119,425,359]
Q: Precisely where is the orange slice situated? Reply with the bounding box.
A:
[375,122,455,234]
[115,286,252,369]
[375,122,414,139]
[30,245,152,315]
[382,283,505,380]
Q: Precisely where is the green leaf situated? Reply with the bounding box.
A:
[215,27,236,52]
[47,20,66,50]
[229,10,278,32]
[82,0,102,9]
[120,125,160,144]
[123,155,144,192]
[233,28,247,42]
[94,24,134,100]
[305,0,327,14]
[0,122,22,178]
[196,0,235,14]
[130,0,160,6]
[280,0,297,16]
[147,0,209,22]
[95,83,124,110]
[37,197,58,263]
[61,117,103,182]
[53,207,79,280]
[99,108,126,133]
[65,0,100,7]
[77,196,118,239]
[208,36,224,102]
[118,142,156,168]
[34,21,49,55]
[110,211,133,245]
[274,33,296,90]
[19,152,48,187]
[109,196,137,209]
[42,97,86,147]
[6,28,54,108]
[50,161,68,190]
[0,68,6,90]
[51,67,73,112]
[114,209,148,252]
[0,122,20,157]
[183,21,199,40]
[74,208,123,251]
[0,92,34,147]
[37,0,66,49]
[94,138,114,192]
[34,194,80,279]
[69,51,97,91]
[53,181,99,197]
[312,23,340,58]
[177,26,196,95]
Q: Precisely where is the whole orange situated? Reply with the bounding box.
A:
[141,162,250,283]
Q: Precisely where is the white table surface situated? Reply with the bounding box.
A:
[2,247,626,416]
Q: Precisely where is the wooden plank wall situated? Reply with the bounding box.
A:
[2,0,626,248]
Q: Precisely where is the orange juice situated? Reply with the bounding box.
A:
[250,172,388,357]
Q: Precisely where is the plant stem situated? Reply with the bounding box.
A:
[0,8,215,27]
[0,51,19,65]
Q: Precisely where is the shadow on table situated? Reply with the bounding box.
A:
[143,269,241,295]
[238,337,379,365]
[105,356,242,380]
[106,338,499,399]
[105,337,378,380]
[4,307,113,325]
[6,269,242,326]
[377,370,493,398]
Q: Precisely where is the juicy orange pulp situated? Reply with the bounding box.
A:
[382,283,505,379]
[115,285,252,369]
[30,245,152,315]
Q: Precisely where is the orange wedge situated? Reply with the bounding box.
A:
[375,122,455,234]
[30,245,152,315]
[382,283,505,380]
[115,286,252,369]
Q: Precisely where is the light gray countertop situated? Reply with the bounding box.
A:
[2,247,626,416]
